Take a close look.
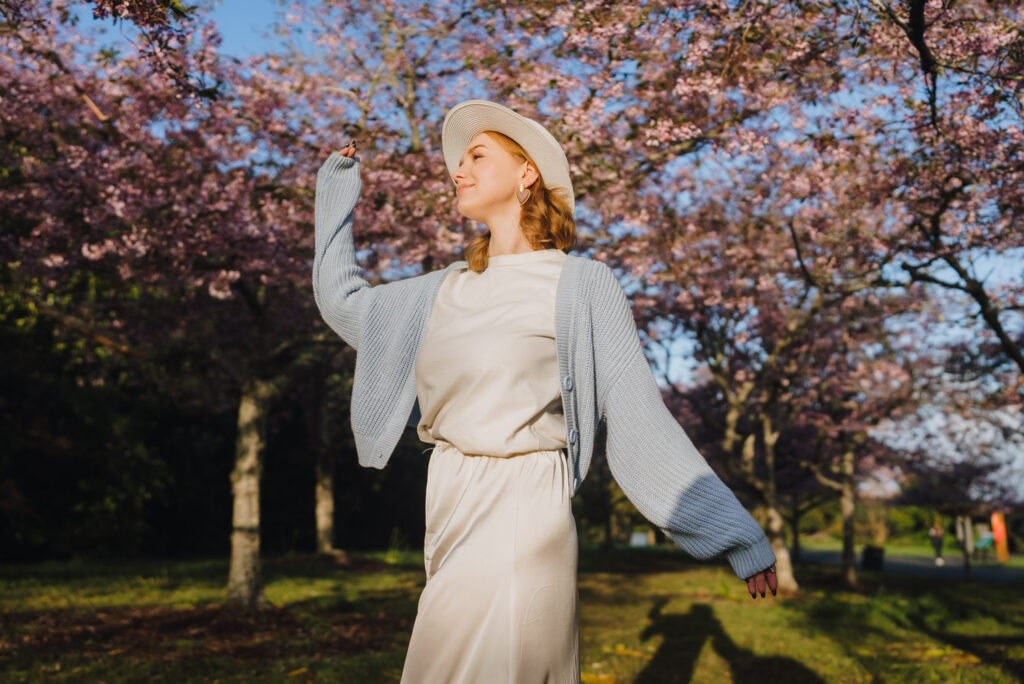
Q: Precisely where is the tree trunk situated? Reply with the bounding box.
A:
[601,472,614,550]
[766,506,799,592]
[761,415,797,591]
[226,377,274,611]
[788,495,802,563]
[955,515,973,581]
[590,455,614,550]
[840,449,858,588]
[307,369,345,559]
[314,438,339,556]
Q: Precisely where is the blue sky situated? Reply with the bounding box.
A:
[71,0,284,59]
[203,0,283,58]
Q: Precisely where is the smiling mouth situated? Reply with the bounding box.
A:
[457,185,474,194]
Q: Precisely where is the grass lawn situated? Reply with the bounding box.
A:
[1,547,1022,683]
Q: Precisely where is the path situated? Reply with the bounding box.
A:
[798,548,1024,582]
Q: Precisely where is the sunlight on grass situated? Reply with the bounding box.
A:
[2,550,1022,683]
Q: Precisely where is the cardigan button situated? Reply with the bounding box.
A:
[568,427,577,445]
[561,374,573,391]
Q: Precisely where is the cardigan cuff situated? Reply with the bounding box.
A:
[725,536,777,580]
[322,150,360,174]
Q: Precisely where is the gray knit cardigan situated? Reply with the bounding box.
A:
[313,151,776,580]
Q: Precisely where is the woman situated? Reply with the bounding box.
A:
[313,100,777,684]
[929,519,945,566]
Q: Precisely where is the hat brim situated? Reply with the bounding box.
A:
[442,100,575,215]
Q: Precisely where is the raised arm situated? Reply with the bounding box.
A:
[590,263,776,583]
[313,147,375,351]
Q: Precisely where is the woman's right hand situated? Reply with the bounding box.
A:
[338,140,357,158]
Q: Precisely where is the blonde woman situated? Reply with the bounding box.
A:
[313,100,777,684]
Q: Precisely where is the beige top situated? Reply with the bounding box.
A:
[414,248,569,457]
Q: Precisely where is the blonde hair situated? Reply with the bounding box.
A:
[463,131,576,273]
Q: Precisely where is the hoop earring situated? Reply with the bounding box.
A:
[516,182,531,205]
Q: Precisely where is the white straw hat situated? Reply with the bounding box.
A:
[442,99,575,215]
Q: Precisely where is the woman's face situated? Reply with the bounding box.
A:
[452,132,535,224]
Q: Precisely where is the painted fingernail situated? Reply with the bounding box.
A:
[771,589,777,596]
[760,591,765,598]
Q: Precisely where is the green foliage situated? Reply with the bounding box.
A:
[887,506,941,542]
[796,503,834,535]
[791,500,960,548]
[0,297,175,558]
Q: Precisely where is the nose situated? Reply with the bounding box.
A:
[452,165,467,186]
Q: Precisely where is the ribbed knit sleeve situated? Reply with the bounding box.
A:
[313,151,375,351]
[590,263,776,580]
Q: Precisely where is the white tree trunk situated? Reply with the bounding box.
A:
[315,451,338,555]
[308,369,345,559]
[226,377,273,611]
[840,449,858,588]
[767,506,799,592]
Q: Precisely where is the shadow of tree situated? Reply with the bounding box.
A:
[789,571,1024,681]
[901,595,1024,679]
[0,602,411,663]
[634,599,825,684]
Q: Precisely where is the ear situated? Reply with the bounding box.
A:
[520,161,540,189]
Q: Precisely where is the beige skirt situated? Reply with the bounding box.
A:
[400,439,581,684]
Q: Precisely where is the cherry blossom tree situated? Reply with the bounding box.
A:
[485,0,1023,586]
[9,0,1022,606]
[2,0,340,610]
[838,2,1024,380]
[86,0,220,99]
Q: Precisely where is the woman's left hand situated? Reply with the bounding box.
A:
[745,562,777,599]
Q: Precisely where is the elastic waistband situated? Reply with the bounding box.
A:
[433,438,566,459]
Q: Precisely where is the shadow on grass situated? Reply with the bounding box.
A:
[0,553,421,678]
[0,557,229,586]
[0,553,423,589]
[0,601,411,668]
[634,599,824,684]
[578,544,709,575]
[790,566,1024,681]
